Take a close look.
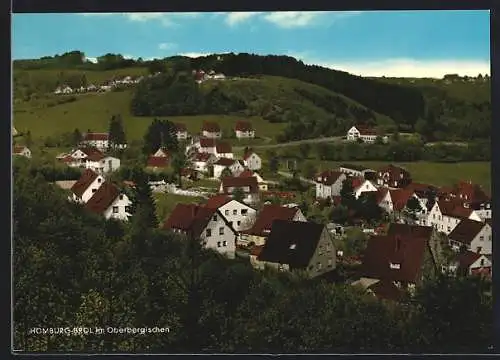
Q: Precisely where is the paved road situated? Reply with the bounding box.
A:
[278,171,316,185]
[233,136,344,151]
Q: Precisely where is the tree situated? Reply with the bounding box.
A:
[268,157,279,173]
[340,178,356,207]
[129,167,158,229]
[72,128,82,147]
[298,143,311,159]
[343,228,368,257]
[232,187,245,202]
[329,204,349,224]
[300,162,316,180]
[356,192,383,224]
[143,119,179,155]
[405,197,423,223]
[171,151,188,189]
[221,167,233,178]
[314,143,330,160]
[108,114,127,150]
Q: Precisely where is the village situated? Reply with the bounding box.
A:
[12,119,493,302]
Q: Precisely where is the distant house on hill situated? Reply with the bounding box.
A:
[214,141,233,159]
[13,145,31,158]
[339,164,377,180]
[219,176,260,205]
[202,121,222,138]
[235,120,255,139]
[54,85,73,95]
[242,149,262,171]
[174,123,189,141]
[346,125,380,143]
[80,132,109,151]
[314,170,347,199]
[377,164,412,189]
[146,155,170,171]
[12,126,18,137]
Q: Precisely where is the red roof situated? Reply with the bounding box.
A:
[355,125,377,136]
[375,188,388,204]
[388,189,415,211]
[221,176,259,194]
[194,152,212,162]
[147,156,169,168]
[316,170,344,186]
[205,194,232,209]
[175,123,187,132]
[368,280,404,302]
[71,169,100,198]
[61,155,74,163]
[457,250,482,268]
[215,158,235,166]
[202,121,220,133]
[235,120,253,132]
[437,200,473,219]
[83,132,109,141]
[378,165,412,185]
[452,181,490,203]
[200,138,216,148]
[216,141,232,154]
[244,204,300,237]
[162,203,218,237]
[362,234,428,284]
[261,191,296,200]
[448,219,487,245]
[250,245,264,257]
[80,147,105,161]
[239,170,255,178]
[13,145,28,154]
[85,181,121,214]
[351,177,365,190]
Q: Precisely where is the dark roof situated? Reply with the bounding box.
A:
[361,234,428,283]
[194,152,212,162]
[85,181,121,214]
[147,156,169,168]
[175,123,187,131]
[71,169,100,198]
[388,189,416,211]
[80,147,105,161]
[452,181,490,203]
[257,220,326,269]
[378,164,412,182]
[354,125,377,136]
[205,195,232,209]
[202,121,220,132]
[163,203,217,237]
[456,250,483,268]
[316,170,344,186]
[200,138,216,148]
[215,141,232,154]
[221,176,259,194]
[214,158,235,166]
[83,132,108,141]
[235,120,253,131]
[387,223,433,240]
[339,164,372,172]
[245,204,300,236]
[448,219,487,245]
[368,280,404,302]
[437,200,473,219]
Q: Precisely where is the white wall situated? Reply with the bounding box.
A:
[244,154,262,171]
[219,200,257,232]
[236,130,255,138]
[469,223,492,255]
[100,157,121,173]
[354,181,378,199]
[103,193,132,221]
[77,175,106,203]
[202,131,221,139]
[200,212,236,258]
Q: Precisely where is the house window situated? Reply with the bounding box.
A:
[447,227,450,233]
[237,221,241,226]
[480,236,484,242]
[213,215,217,221]
[219,227,224,235]
[119,195,123,200]
[233,209,237,215]
[489,235,492,241]
[327,259,333,267]
[217,241,221,247]
[289,244,297,250]
[433,214,436,220]
[125,206,131,213]
[225,210,229,216]
[480,259,485,266]
[389,263,401,269]
[317,262,322,270]
[206,229,212,237]
[92,189,97,193]
[241,209,248,216]
[223,241,227,246]
[112,206,119,213]
[97,178,102,183]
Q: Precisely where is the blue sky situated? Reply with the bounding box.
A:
[12,10,490,77]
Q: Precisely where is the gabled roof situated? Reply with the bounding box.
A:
[452,181,490,203]
[388,189,415,211]
[175,123,187,132]
[205,195,233,209]
[194,152,212,162]
[221,176,259,194]
[214,157,235,166]
[85,181,121,214]
[257,220,325,270]
[437,200,473,219]
[368,280,404,302]
[235,120,253,131]
[239,169,255,178]
[316,170,344,186]
[378,164,411,181]
[448,219,488,245]
[243,148,258,160]
[147,156,169,168]
[353,125,377,136]
[456,250,483,268]
[375,188,388,204]
[70,169,100,198]
[244,204,300,237]
[200,138,216,148]
[80,147,105,161]
[215,141,232,154]
[387,223,433,240]
[362,234,428,283]
[202,121,220,132]
[83,132,109,141]
[13,145,28,154]
[351,177,366,190]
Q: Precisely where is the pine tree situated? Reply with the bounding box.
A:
[129,167,158,229]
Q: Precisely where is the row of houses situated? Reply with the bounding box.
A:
[346,125,389,144]
[192,69,227,84]
[56,147,121,174]
[53,74,150,95]
[199,120,255,139]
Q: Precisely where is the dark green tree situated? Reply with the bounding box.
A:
[232,187,245,203]
[108,114,127,150]
[171,151,189,189]
[143,118,179,155]
[129,167,158,228]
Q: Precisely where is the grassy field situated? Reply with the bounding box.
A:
[13,88,287,142]
[305,160,491,193]
[154,193,206,223]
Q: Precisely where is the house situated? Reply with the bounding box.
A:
[181,168,200,181]
[447,219,492,255]
[239,204,307,246]
[235,120,255,139]
[162,203,237,259]
[54,85,73,94]
[351,177,378,199]
[146,155,169,171]
[202,121,222,138]
[242,149,262,171]
[239,170,268,191]
[427,200,483,235]
[175,123,188,141]
[80,132,109,151]
[315,170,347,199]
[346,125,379,143]
[85,181,131,221]
[351,278,404,302]
[86,84,97,91]
[359,231,437,291]
[13,145,31,158]
[12,126,18,137]
[219,176,260,205]
[377,188,427,220]
[192,152,216,173]
[153,148,169,157]
[404,182,439,210]
[198,138,217,154]
[339,164,377,180]
[447,251,492,278]
[252,220,336,278]
[98,156,121,174]
[213,158,245,179]
[204,195,257,232]
[70,169,106,204]
[440,181,491,220]
[377,165,412,189]
[214,141,233,159]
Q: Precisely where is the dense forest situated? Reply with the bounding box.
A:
[13,158,493,353]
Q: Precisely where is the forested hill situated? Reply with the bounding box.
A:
[189,53,426,127]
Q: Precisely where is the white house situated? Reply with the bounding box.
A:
[205,195,258,232]
[351,178,378,199]
[377,188,427,218]
[198,138,217,154]
[448,219,492,255]
[238,170,268,191]
[97,156,121,174]
[235,121,255,139]
[346,125,379,143]
[163,203,237,259]
[13,145,31,158]
[213,158,245,179]
[242,150,262,171]
[12,126,18,136]
[214,141,233,159]
[192,152,216,173]
[427,200,483,235]
[315,170,347,199]
[80,132,109,151]
[70,169,106,204]
[201,122,222,139]
[220,176,260,205]
[175,123,189,141]
[54,85,73,94]
[339,164,376,179]
[447,251,492,278]
[85,181,132,221]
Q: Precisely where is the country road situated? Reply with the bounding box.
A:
[233,136,344,151]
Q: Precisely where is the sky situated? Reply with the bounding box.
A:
[12,10,491,78]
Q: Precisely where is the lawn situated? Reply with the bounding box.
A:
[306,160,492,193]
[154,193,205,223]
[13,88,287,142]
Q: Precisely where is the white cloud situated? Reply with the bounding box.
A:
[158,42,177,50]
[81,12,202,26]
[289,53,491,78]
[225,12,262,26]
[262,11,328,28]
